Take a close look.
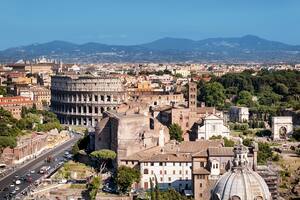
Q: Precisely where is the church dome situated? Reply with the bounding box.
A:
[211,145,271,200]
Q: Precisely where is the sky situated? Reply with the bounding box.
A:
[0,0,300,49]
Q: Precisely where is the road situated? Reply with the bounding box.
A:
[0,134,80,199]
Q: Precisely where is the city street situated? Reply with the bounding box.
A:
[0,134,80,199]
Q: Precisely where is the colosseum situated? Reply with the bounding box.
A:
[51,75,126,126]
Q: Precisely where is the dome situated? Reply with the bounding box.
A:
[211,144,271,200]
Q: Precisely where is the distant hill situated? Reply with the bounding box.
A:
[1,35,300,63]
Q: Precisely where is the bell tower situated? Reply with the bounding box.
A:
[188,81,197,112]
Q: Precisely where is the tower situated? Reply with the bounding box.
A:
[188,81,197,111]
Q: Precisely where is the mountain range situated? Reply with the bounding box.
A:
[1,35,300,63]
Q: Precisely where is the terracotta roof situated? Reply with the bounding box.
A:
[141,153,192,162]
[192,150,208,157]
[122,140,224,162]
[174,140,223,153]
[208,147,234,157]
[193,168,210,175]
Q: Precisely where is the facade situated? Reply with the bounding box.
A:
[94,109,170,164]
[211,144,271,200]
[229,106,249,122]
[197,115,230,140]
[120,140,224,195]
[0,130,70,165]
[121,140,261,200]
[272,116,293,140]
[6,63,54,74]
[0,96,36,119]
[128,91,185,108]
[51,75,126,127]
[140,154,192,192]
[19,86,51,106]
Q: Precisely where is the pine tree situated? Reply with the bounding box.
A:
[154,175,160,200]
[150,178,155,200]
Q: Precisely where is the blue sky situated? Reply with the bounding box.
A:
[0,0,300,49]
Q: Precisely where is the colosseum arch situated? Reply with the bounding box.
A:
[272,116,293,140]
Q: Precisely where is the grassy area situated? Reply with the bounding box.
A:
[70,184,86,189]
[54,161,95,180]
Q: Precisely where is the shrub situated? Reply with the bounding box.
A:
[256,129,272,137]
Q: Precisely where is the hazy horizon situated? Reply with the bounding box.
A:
[1,0,300,49]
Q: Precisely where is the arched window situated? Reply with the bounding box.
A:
[255,196,263,200]
[231,195,241,200]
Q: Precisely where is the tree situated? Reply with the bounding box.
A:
[224,137,235,147]
[0,136,17,150]
[292,129,300,141]
[71,142,80,155]
[168,123,183,142]
[159,189,188,200]
[116,166,140,193]
[201,82,226,108]
[274,83,289,95]
[90,149,116,174]
[88,176,101,200]
[243,138,253,147]
[257,142,273,164]
[154,175,160,200]
[236,90,253,106]
[0,86,7,96]
[150,178,155,200]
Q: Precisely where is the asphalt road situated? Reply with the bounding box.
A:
[0,135,80,199]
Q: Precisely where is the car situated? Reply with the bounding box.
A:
[26,173,31,177]
[10,190,16,194]
[14,175,19,179]
[15,186,20,191]
[102,185,114,193]
[15,180,21,185]
[2,187,9,191]
[30,170,35,174]
[10,184,15,187]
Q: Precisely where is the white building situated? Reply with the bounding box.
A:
[197,115,230,140]
[229,106,249,122]
[140,153,192,192]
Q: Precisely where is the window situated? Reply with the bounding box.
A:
[160,177,163,182]
[159,162,163,166]
[199,193,202,197]
[164,170,167,174]
[200,162,204,167]
[168,177,171,181]
[160,170,162,175]
[151,163,154,166]
[200,183,202,187]
[151,171,153,175]
[179,170,182,174]
[144,169,149,174]
[173,170,175,175]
